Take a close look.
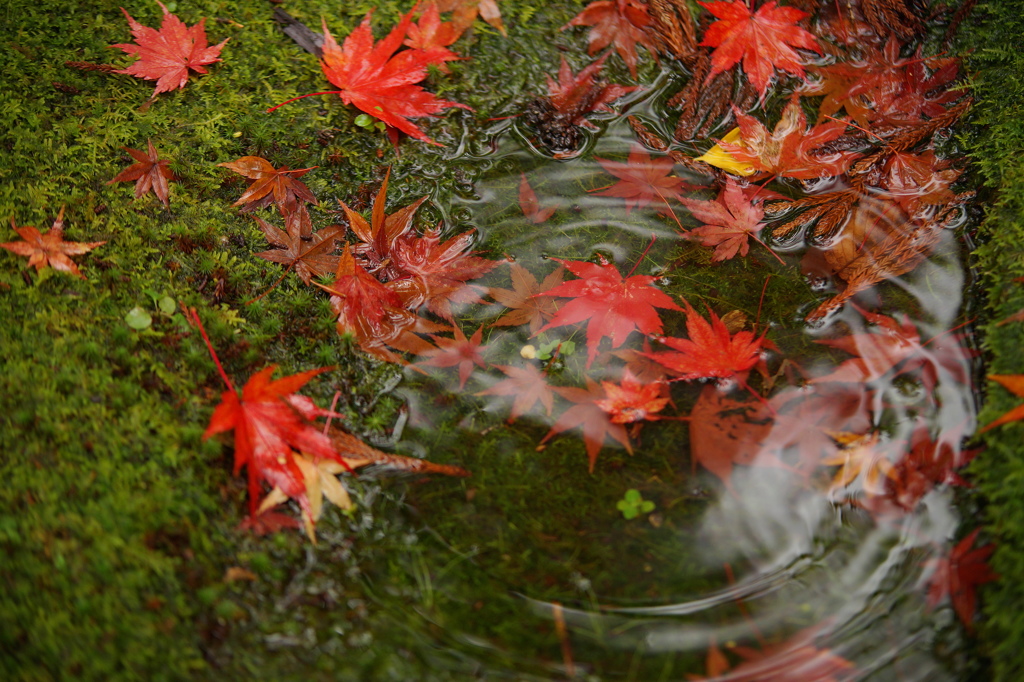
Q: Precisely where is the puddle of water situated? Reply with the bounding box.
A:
[357,64,982,680]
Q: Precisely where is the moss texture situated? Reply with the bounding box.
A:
[0,0,1015,679]
[963,0,1024,679]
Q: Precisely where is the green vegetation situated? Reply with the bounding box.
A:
[963,1,1024,678]
[0,0,1018,679]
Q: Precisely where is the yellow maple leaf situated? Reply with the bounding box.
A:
[694,128,757,176]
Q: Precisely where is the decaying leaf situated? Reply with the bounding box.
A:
[488,262,564,333]
[108,140,176,207]
[218,155,318,215]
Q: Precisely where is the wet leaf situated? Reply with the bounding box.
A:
[0,208,105,279]
[111,0,228,96]
[108,140,176,207]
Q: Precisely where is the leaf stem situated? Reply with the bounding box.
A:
[187,307,236,393]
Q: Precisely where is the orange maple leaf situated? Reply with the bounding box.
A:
[539,379,633,472]
[981,374,1024,432]
[1,208,105,278]
[111,1,228,97]
[645,300,766,382]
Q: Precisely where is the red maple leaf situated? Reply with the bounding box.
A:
[476,363,556,422]
[590,145,687,217]
[594,369,669,424]
[534,255,681,367]
[388,226,499,320]
[404,4,462,59]
[108,140,176,207]
[806,37,961,128]
[416,325,490,389]
[0,208,105,279]
[727,625,855,682]
[698,0,820,99]
[111,1,228,97]
[539,379,632,472]
[546,55,636,129]
[645,301,766,382]
[561,0,656,79]
[519,173,558,224]
[681,176,768,261]
[314,244,405,340]
[189,309,349,526]
[720,98,859,179]
[925,529,997,631]
[274,11,469,146]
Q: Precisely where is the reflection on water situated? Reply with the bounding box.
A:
[378,70,982,679]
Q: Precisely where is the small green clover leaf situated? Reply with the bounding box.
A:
[354,114,387,132]
[616,489,655,520]
[536,339,575,360]
[125,306,152,330]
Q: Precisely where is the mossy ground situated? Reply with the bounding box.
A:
[962,1,1024,679]
[0,0,1016,679]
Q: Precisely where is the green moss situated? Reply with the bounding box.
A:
[963,2,1024,678]
[0,0,1012,678]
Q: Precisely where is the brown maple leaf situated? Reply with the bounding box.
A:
[488,261,564,333]
[252,214,343,285]
[111,1,228,97]
[680,176,768,261]
[108,139,175,207]
[1,207,105,279]
[476,363,555,422]
[218,155,318,215]
[685,384,784,491]
[562,0,657,79]
[427,0,505,38]
[519,173,559,224]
